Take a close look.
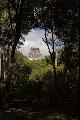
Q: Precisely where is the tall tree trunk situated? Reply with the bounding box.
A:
[44,28,56,80]
[7,45,10,66]
[10,0,25,62]
[64,38,68,81]
[11,14,21,62]
[51,29,56,81]
[1,50,4,81]
[0,49,1,79]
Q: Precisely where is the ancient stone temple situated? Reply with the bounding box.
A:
[29,47,42,60]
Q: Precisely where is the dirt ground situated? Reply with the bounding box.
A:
[0,108,78,120]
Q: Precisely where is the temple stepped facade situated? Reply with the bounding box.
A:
[28,47,42,60]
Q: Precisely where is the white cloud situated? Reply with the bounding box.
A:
[19,29,49,56]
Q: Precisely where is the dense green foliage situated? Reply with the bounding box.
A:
[0,0,79,117]
[0,52,79,114]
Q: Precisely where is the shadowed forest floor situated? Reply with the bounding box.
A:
[0,108,79,120]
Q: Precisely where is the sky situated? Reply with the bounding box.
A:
[18,28,63,57]
[19,29,50,57]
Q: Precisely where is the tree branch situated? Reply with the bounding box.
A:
[44,28,52,57]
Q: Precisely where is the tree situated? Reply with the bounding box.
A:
[0,0,36,62]
[53,0,79,74]
[33,0,79,77]
[42,28,56,80]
